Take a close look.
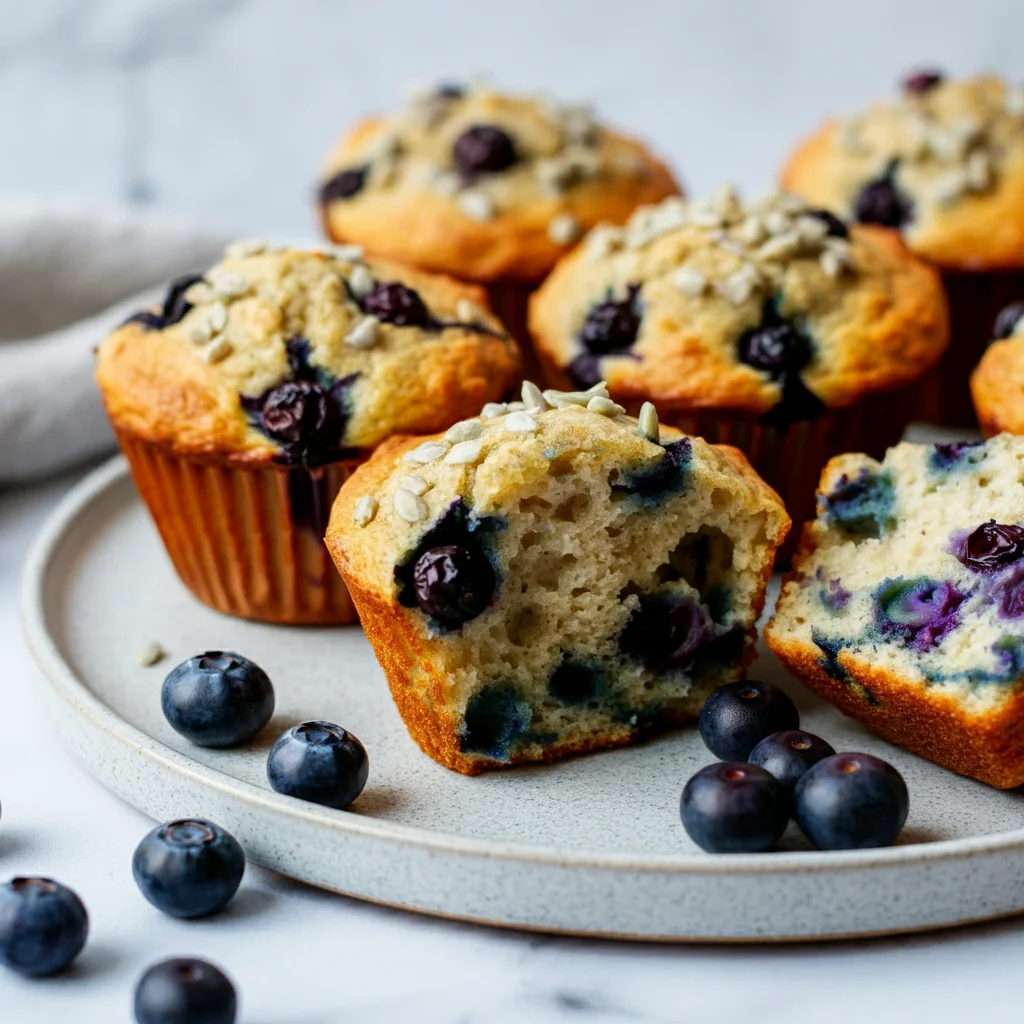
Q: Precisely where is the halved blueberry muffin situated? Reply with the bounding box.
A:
[782,72,1024,424]
[326,384,789,774]
[317,80,679,357]
[529,187,948,548]
[96,242,518,624]
[766,433,1024,788]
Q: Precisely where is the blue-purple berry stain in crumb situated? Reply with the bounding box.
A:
[620,594,711,673]
[874,577,965,652]
[548,659,605,705]
[930,440,983,472]
[810,629,849,682]
[821,468,896,539]
[815,568,851,613]
[459,685,533,761]
[612,438,692,502]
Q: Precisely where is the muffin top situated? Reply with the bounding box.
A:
[971,300,1024,435]
[318,81,679,283]
[781,72,1024,270]
[95,242,519,462]
[529,188,949,421]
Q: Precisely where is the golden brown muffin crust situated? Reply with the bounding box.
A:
[971,313,1024,435]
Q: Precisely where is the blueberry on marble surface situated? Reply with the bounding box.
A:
[853,169,913,229]
[0,877,88,977]
[957,521,1024,572]
[459,685,533,761]
[453,124,518,180]
[698,680,800,762]
[821,469,896,539]
[361,281,431,327]
[874,577,964,652]
[680,762,789,853]
[267,721,369,810]
[794,752,909,850]
[748,730,836,796]
[133,819,245,919]
[134,957,237,1024]
[161,652,275,748]
[319,165,369,203]
[902,68,944,93]
[994,301,1024,340]
[579,284,642,356]
[412,544,497,626]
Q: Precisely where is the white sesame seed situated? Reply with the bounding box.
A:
[203,336,234,363]
[673,266,707,297]
[585,226,624,262]
[346,315,381,349]
[188,321,213,345]
[758,232,800,262]
[638,402,660,444]
[738,216,766,246]
[764,210,791,236]
[354,495,378,527]
[327,244,365,262]
[349,264,375,299]
[718,265,761,306]
[795,215,828,245]
[431,170,462,197]
[521,380,549,411]
[184,282,216,306]
[1014,316,1024,339]
[587,395,626,416]
[459,191,495,222]
[444,439,485,465]
[966,150,992,191]
[548,213,580,246]
[445,419,483,442]
[399,474,431,495]
[835,117,866,152]
[934,168,968,206]
[394,487,427,522]
[456,298,480,323]
[504,411,538,432]
[136,641,166,668]
[208,270,250,299]
[819,250,843,279]
[403,441,449,464]
[481,402,508,419]
[207,301,228,333]
[224,238,267,259]
[690,204,724,229]
[1006,86,1024,118]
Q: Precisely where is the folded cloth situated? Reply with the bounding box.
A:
[0,200,230,482]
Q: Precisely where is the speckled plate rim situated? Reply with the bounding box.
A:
[18,456,1024,941]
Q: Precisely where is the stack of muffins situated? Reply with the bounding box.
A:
[94,72,1024,783]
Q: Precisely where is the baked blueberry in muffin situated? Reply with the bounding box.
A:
[766,433,1024,788]
[327,384,789,774]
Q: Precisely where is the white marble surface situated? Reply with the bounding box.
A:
[4,0,1024,1020]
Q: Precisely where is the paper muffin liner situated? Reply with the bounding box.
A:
[117,431,361,624]
[630,390,912,561]
[914,269,1024,427]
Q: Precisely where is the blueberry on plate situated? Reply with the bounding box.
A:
[748,730,836,796]
[132,819,245,919]
[0,877,88,977]
[267,721,368,810]
[680,763,789,853]
[794,752,909,850]
[698,680,800,761]
[134,957,237,1024]
[161,652,275,748]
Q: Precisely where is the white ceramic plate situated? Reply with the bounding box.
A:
[21,456,1024,942]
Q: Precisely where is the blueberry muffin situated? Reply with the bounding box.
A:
[971,300,1024,436]
[317,81,679,357]
[326,384,789,774]
[529,187,949,545]
[766,434,1024,788]
[96,242,518,624]
[782,71,1024,425]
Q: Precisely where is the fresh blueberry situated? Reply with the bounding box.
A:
[680,762,790,853]
[994,301,1024,340]
[412,544,496,626]
[579,285,642,355]
[361,281,431,327]
[161,653,274,749]
[124,273,204,331]
[698,680,800,762]
[794,752,909,849]
[261,380,336,448]
[748,730,836,796]
[267,722,368,810]
[806,208,849,239]
[134,957,237,1024]
[854,174,912,229]
[957,520,1024,572]
[453,124,518,180]
[132,819,245,919]
[902,69,944,94]
[0,877,88,977]
[738,320,812,377]
[319,165,368,203]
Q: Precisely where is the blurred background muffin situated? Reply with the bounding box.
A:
[781,72,1024,426]
[971,300,1024,435]
[529,187,949,546]
[95,242,518,624]
[317,80,679,368]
